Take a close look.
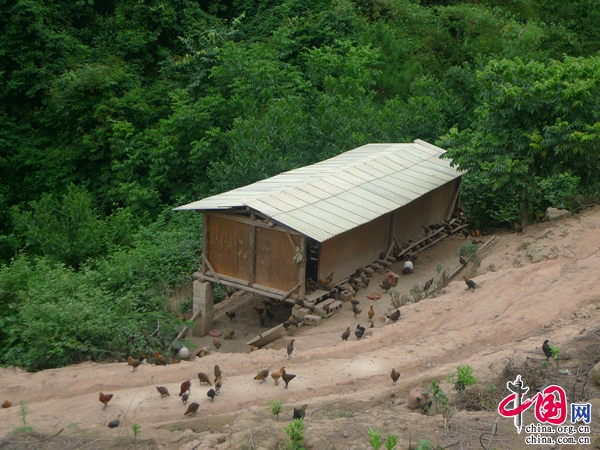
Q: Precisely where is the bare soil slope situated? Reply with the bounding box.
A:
[2,208,600,449]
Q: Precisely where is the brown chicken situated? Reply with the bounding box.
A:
[293,404,307,420]
[380,278,392,291]
[214,364,221,380]
[224,330,235,340]
[391,368,400,385]
[515,222,523,234]
[421,225,431,235]
[463,276,476,291]
[341,327,351,341]
[287,339,295,359]
[281,369,296,389]
[184,402,200,416]
[197,372,212,386]
[99,392,113,409]
[249,345,256,353]
[325,271,334,283]
[128,356,141,372]
[386,309,401,323]
[423,278,434,291]
[271,366,285,385]
[154,350,167,366]
[179,379,191,397]
[352,305,362,318]
[213,337,221,350]
[225,311,236,321]
[410,251,420,262]
[386,272,399,286]
[215,376,222,394]
[368,305,375,322]
[461,228,470,239]
[2,400,11,408]
[156,386,170,397]
[254,307,265,316]
[254,369,269,383]
[323,304,331,315]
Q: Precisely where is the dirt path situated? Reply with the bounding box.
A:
[2,208,600,449]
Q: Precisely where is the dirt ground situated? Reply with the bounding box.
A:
[3,207,600,449]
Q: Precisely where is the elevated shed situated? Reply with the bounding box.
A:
[175,140,462,335]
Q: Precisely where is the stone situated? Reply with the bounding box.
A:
[591,361,600,386]
[303,314,322,326]
[546,207,570,221]
[407,386,432,410]
[292,307,311,320]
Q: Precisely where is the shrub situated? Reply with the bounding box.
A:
[449,365,477,393]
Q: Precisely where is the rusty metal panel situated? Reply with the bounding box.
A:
[320,215,390,282]
[207,215,250,281]
[255,228,301,292]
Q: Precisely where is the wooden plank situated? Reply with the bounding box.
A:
[255,228,300,291]
[205,271,249,286]
[203,257,221,283]
[203,276,296,299]
[202,214,208,275]
[175,309,202,340]
[281,282,301,301]
[298,235,306,300]
[249,213,256,286]
[209,211,302,235]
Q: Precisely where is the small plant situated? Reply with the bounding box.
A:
[367,427,383,450]
[385,434,398,450]
[389,289,401,308]
[456,243,478,262]
[268,398,282,421]
[415,439,444,450]
[285,419,305,450]
[550,345,560,367]
[409,284,424,303]
[336,410,351,418]
[435,263,449,290]
[67,422,79,429]
[448,365,477,394]
[541,360,549,369]
[131,423,141,441]
[19,400,28,425]
[427,380,449,414]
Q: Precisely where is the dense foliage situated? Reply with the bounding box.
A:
[1,0,598,370]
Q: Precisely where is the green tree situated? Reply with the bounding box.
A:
[439,56,600,225]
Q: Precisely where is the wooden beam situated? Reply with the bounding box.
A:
[298,235,306,300]
[203,257,221,284]
[205,272,249,286]
[286,230,297,253]
[208,211,303,235]
[202,276,299,300]
[281,282,302,302]
[201,213,208,275]
[249,213,256,286]
[175,309,202,341]
[387,211,395,257]
[446,178,462,220]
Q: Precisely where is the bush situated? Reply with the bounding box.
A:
[448,365,477,394]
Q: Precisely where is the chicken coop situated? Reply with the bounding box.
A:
[175,139,462,336]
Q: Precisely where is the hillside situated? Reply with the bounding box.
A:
[2,207,600,449]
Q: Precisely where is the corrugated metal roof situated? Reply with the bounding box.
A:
[174,140,461,241]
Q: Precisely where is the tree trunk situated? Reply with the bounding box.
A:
[521,195,529,227]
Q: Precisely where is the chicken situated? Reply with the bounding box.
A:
[369,322,374,328]
[198,372,212,386]
[249,345,256,353]
[387,272,399,287]
[179,379,191,397]
[207,388,216,401]
[259,315,266,327]
[287,339,295,359]
[154,350,167,366]
[423,278,434,291]
[463,276,476,291]
[281,369,296,389]
[213,338,222,350]
[99,392,113,409]
[386,309,401,324]
[156,386,170,398]
[293,404,307,420]
[265,309,275,322]
[350,298,360,307]
[355,324,366,340]
[181,393,189,405]
[421,225,431,235]
[283,316,299,330]
[184,402,200,416]
[254,369,269,383]
[341,327,351,341]
[352,305,362,318]
[108,414,121,428]
[271,366,285,385]
[459,256,468,266]
[461,228,469,239]
[323,304,331,315]
[254,307,265,316]
[224,330,235,340]
[380,278,392,291]
[515,222,523,235]
[262,298,276,307]
[391,368,400,385]
[215,376,222,394]
[325,271,335,284]
[410,251,420,263]
[402,260,413,275]
[128,356,141,372]
[2,400,11,408]
[368,305,375,322]
[214,365,222,381]
[542,340,552,360]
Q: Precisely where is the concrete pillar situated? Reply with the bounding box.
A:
[193,280,214,337]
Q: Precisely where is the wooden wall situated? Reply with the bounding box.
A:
[206,215,250,280]
[255,229,301,292]
[320,215,389,282]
